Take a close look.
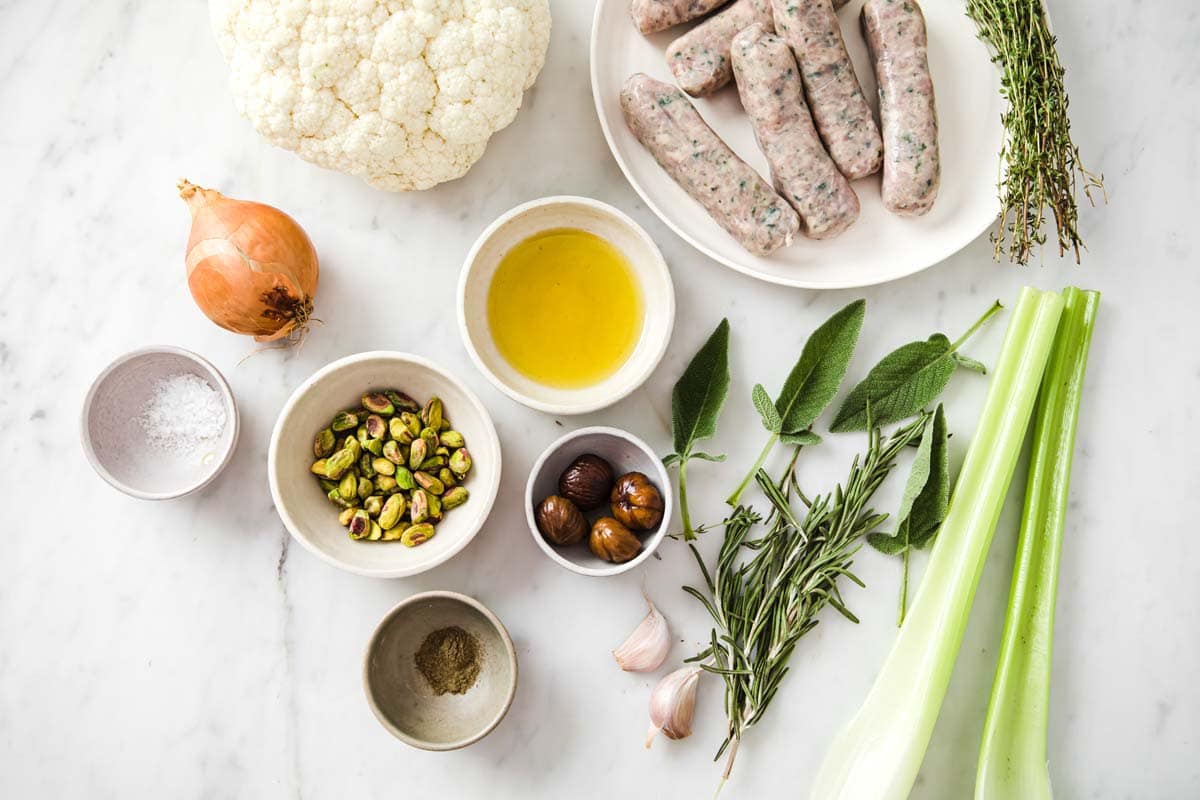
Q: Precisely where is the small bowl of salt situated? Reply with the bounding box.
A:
[82,346,239,500]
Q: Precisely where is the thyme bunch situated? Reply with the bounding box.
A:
[966,0,1104,264]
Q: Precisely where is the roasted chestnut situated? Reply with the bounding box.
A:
[557,454,615,511]
[535,495,588,546]
[610,472,664,531]
[588,517,641,563]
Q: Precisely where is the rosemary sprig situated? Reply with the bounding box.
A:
[965,0,1105,264]
[685,414,931,784]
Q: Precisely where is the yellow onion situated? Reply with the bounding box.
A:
[178,179,318,342]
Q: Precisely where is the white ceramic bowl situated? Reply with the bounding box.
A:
[363,591,518,751]
[81,346,240,500]
[458,196,675,415]
[268,352,502,578]
[525,426,672,577]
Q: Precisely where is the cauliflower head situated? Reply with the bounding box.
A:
[210,0,551,191]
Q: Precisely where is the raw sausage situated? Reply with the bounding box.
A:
[731,23,859,238]
[631,0,731,35]
[667,0,774,97]
[620,73,800,256]
[771,0,882,179]
[666,0,852,97]
[861,0,940,215]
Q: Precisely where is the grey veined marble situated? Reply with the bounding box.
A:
[0,1,1197,798]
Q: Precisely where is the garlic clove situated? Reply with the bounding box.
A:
[614,593,671,672]
[645,665,703,748]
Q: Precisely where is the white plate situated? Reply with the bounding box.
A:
[590,0,1004,289]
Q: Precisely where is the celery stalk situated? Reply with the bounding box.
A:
[975,287,1100,799]
[809,287,1065,800]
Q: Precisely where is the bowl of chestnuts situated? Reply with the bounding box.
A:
[525,426,672,577]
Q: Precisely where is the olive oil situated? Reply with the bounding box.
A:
[487,228,643,389]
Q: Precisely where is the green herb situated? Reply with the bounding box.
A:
[977,287,1099,799]
[686,414,931,786]
[727,300,865,505]
[953,352,988,374]
[810,287,1065,800]
[831,302,1001,432]
[780,429,822,446]
[868,403,951,624]
[965,0,1105,265]
[664,319,731,540]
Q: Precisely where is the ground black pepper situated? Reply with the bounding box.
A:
[414,626,482,695]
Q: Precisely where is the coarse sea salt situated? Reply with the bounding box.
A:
[139,373,227,458]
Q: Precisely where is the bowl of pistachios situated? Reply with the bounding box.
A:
[268,352,502,578]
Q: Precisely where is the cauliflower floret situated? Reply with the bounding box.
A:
[210,0,551,190]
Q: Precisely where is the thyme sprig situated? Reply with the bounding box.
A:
[966,0,1105,264]
[684,414,931,784]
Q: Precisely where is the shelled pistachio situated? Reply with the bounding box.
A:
[385,390,419,413]
[309,390,474,546]
[402,524,436,547]
[331,411,358,432]
[443,486,469,509]
[314,428,336,457]
[364,495,384,517]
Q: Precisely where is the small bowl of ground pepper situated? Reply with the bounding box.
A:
[363,591,517,750]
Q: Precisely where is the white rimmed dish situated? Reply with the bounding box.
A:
[363,591,518,751]
[458,195,675,415]
[590,0,1004,289]
[525,426,672,577]
[268,352,502,578]
[81,346,240,500]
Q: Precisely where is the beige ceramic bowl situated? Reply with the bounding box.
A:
[363,591,517,750]
[268,352,502,578]
[457,195,675,415]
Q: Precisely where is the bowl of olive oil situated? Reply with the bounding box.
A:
[458,196,674,414]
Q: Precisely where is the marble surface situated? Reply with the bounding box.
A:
[1,1,1196,797]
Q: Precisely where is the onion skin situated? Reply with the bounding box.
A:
[179,180,319,342]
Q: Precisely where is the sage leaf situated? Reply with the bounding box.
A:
[831,336,955,432]
[867,406,952,624]
[830,302,1002,432]
[895,412,936,525]
[774,300,866,434]
[752,383,782,433]
[908,404,950,548]
[952,352,988,374]
[867,411,935,554]
[671,319,731,458]
[668,319,733,540]
[868,529,911,555]
[780,430,822,446]
[868,405,950,554]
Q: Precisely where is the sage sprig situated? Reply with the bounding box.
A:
[664,319,731,540]
[867,404,952,624]
[727,300,865,505]
[831,302,1002,432]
